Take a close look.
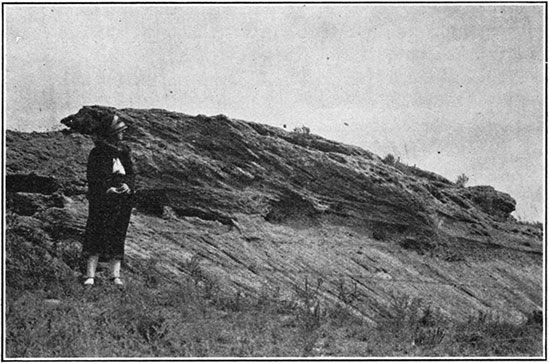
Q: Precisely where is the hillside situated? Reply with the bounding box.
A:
[5,106,543,357]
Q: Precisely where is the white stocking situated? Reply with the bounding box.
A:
[110,259,121,279]
[86,255,99,278]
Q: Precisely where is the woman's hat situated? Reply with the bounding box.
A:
[108,115,128,135]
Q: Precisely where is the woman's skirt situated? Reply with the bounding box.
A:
[83,195,132,262]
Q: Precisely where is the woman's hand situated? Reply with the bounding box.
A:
[117,183,131,194]
[106,183,131,194]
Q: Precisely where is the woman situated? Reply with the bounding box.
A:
[83,115,135,286]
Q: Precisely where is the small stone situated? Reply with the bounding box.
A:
[375,272,392,280]
[44,299,61,307]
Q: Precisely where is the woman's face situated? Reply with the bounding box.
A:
[110,131,124,142]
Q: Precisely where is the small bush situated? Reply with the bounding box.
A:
[518,219,543,230]
[455,173,469,188]
[382,154,396,165]
[293,126,311,135]
[448,311,542,356]
[293,278,324,331]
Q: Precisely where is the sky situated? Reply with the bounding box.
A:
[3,3,545,222]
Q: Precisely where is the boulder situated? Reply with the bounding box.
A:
[463,186,516,220]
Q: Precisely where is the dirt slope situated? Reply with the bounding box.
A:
[5,105,543,324]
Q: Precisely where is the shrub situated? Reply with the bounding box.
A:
[448,311,543,356]
[293,126,311,135]
[455,173,469,188]
[382,154,396,165]
[292,278,324,331]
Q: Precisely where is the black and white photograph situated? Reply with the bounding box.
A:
[3,2,546,359]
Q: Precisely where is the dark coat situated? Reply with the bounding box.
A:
[83,140,135,262]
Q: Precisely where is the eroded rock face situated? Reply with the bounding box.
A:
[5,105,542,323]
[463,186,516,220]
[52,106,442,237]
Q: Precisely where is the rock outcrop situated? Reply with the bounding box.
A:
[6,105,543,324]
[462,186,517,220]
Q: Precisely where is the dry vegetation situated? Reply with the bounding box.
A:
[6,217,542,358]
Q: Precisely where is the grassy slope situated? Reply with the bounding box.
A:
[5,214,543,358]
